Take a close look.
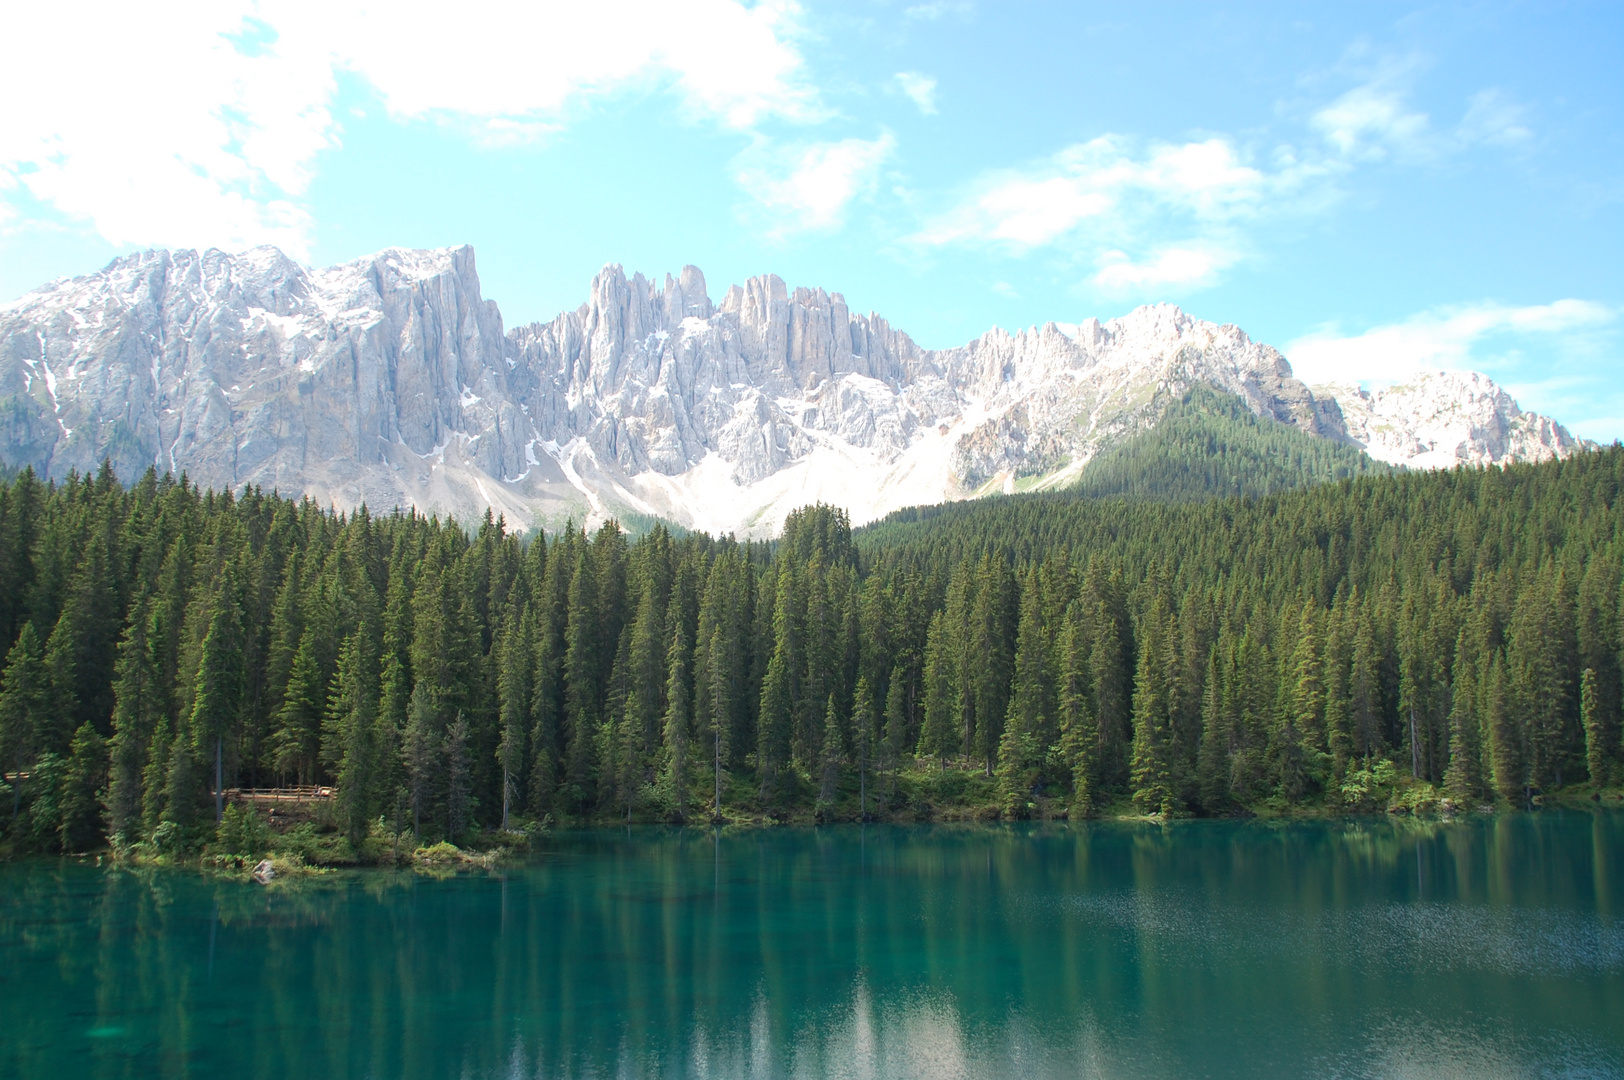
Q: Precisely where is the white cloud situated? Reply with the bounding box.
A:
[737,132,897,234]
[1311,80,1431,161]
[1284,300,1615,385]
[1093,247,1236,290]
[910,135,1308,294]
[914,136,1282,253]
[909,51,1535,298]
[0,0,817,257]
[1308,55,1532,161]
[895,72,939,115]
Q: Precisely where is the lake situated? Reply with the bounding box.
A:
[2,815,1622,1079]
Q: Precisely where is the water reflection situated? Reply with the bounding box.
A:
[2,814,1621,1079]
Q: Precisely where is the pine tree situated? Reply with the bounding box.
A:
[1280,602,1323,800]
[1196,649,1230,813]
[495,611,531,830]
[1486,656,1522,804]
[1582,668,1608,787]
[1349,611,1383,760]
[1086,581,1131,793]
[818,695,843,810]
[563,544,601,811]
[0,623,49,824]
[190,567,245,823]
[1129,602,1177,816]
[968,558,1015,773]
[445,711,472,843]
[883,666,907,796]
[330,619,382,844]
[997,573,1048,816]
[1055,605,1096,817]
[659,617,691,821]
[57,722,107,853]
[106,602,160,845]
[757,566,800,804]
[1443,631,1484,803]
[403,681,439,836]
[916,611,956,768]
[1323,607,1354,779]
[854,676,876,819]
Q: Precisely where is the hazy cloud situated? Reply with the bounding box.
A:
[1458,89,1533,147]
[1285,300,1614,385]
[895,72,939,115]
[904,1,973,21]
[737,132,897,235]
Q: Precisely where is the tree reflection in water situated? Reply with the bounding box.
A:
[2,814,1621,1079]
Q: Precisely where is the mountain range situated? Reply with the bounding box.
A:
[0,245,1589,536]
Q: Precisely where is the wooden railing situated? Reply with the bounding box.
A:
[224,786,334,802]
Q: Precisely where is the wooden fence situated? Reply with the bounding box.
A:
[224,786,335,803]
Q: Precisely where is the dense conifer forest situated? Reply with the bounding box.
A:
[1,447,1622,857]
[1066,385,1389,501]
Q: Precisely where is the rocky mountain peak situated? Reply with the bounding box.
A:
[0,245,1591,537]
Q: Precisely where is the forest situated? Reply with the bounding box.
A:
[1,444,1622,857]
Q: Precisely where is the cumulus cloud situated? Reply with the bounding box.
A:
[0,0,818,257]
[737,132,897,234]
[1285,300,1614,385]
[895,72,939,115]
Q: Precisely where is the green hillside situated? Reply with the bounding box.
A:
[1068,384,1390,502]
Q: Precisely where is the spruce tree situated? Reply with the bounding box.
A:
[659,618,691,820]
[997,573,1048,816]
[58,722,107,853]
[1443,632,1484,803]
[853,676,876,819]
[107,603,160,845]
[1196,649,1230,813]
[818,695,843,810]
[1129,607,1176,816]
[1280,602,1322,800]
[403,681,439,836]
[191,567,245,823]
[1055,606,1096,817]
[0,623,48,824]
[1581,668,1607,787]
[883,666,907,796]
[1486,656,1522,804]
[563,544,601,811]
[445,711,472,843]
[495,612,531,830]
[916,612,955,768]
[330,620,382,844]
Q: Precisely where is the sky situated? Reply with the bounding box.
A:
[1,0,1620,438]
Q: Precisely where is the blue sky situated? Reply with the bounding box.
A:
[2,1,1620,437]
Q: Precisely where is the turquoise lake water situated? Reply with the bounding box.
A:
[2,815,1622,1079]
